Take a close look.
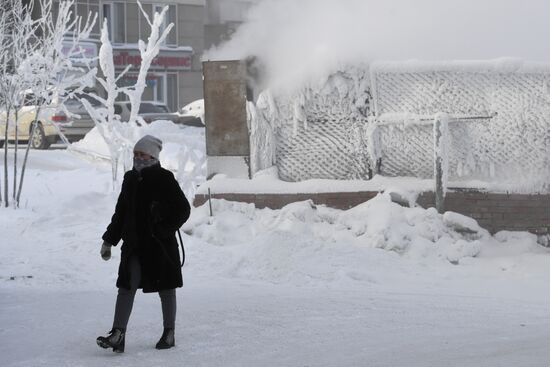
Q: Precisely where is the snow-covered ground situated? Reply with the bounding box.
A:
[2,138,550,366]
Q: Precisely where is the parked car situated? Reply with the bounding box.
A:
[177,99,205,126]
[0,92,99,149]
[114,101,181,125]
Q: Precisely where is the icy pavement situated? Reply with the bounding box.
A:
[2,281,550,367]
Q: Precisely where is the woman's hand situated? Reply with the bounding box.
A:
[100,241,112,261]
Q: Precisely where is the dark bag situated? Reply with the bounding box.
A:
[176,229,185,267]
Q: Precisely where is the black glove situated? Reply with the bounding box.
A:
[100,241,112,261]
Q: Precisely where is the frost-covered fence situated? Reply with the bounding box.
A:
[370,61,550,192]
[433,114,447,213]
[369,112,497,211]
[250,67,372,181]
[250,61,550,193]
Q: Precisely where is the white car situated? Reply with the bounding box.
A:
[178,99,205,126]
[0,92,99,149]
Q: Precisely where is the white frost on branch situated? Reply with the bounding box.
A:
[127,2,174,127]
[81,1,175,185]
[434,112,450,195]
[1,0,97,208]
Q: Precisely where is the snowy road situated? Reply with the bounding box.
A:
[3,280,550,367]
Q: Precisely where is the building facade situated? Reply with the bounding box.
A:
[204,0,256,49]
[51,0,206,112]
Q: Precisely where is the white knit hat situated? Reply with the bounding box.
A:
[134,135,162,159]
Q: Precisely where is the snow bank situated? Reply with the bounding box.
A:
[443,212,481,233]
[199,169,434,194]
[197,170,550,196]
[2,150,549,293]
[179,99,205,124]
[183,193,547,285]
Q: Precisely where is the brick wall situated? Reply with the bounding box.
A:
[194,192,380,210]
[194,190,550,235]
[418,190,550,235]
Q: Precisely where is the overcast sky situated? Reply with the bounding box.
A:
[206,0,550,91]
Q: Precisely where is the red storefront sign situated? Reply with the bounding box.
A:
[113,49,192,71]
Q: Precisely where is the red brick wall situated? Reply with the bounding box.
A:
[194,190,550,235]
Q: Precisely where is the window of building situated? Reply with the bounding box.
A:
[135,72,178,112]
[76,3,87,25]
[102,2,125,44]
[141,73,166,105]
[156,74,165,102]
[70,1,100,36]
[167,73,178,112]
[89,4,100,35]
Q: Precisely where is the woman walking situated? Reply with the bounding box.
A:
[96,135,191,353]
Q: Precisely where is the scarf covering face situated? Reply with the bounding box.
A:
[133,157,159,172]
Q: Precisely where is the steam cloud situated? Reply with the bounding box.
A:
[205,0,550,92]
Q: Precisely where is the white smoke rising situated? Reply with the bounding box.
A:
[205,0,550,92]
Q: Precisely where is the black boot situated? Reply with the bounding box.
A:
[155,328,175,349]
[97,328,125,353]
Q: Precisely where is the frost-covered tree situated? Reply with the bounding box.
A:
[0,2,10,205]
[0,0,97,208]
[81,1,174,186]
[79,18,130,186]
[0,0,39,207]
[15,0,97,207]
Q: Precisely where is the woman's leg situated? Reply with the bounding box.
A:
[112,255,141,330]
[156,288,177,349]
[158,289,176,329]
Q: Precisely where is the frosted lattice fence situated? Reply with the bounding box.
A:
[251,62,550,191]
[251,68,371,181]
[372,64,550,187]
[275,118,369,181]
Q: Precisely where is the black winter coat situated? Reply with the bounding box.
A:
[102,164,191,293]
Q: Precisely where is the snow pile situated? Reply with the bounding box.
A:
[1,149,549,292]
[179,99,205,124]
[0,151,116,289]
[200,167,434,194]
[183,193,544,284]
[72,120,206,198]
